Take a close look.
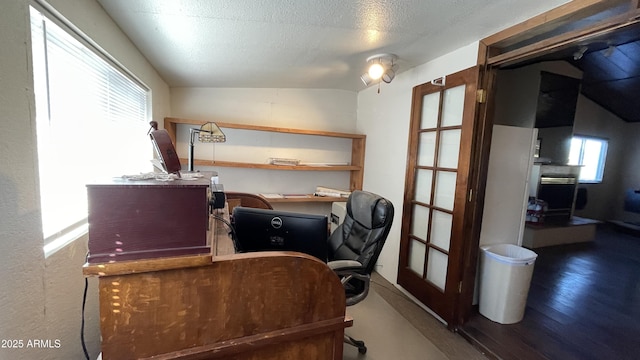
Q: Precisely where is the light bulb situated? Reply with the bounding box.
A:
[368,63,384,80]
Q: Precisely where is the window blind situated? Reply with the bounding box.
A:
[30,6,151,248]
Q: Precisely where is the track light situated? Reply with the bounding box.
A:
[361,53,399,89]
[603,45,615,57]
[360,73,373,86]
[573,46,588,60]
[382,64,398,83]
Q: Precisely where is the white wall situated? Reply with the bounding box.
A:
[170,43,481,286]
[479,125,538,247]
[493,65,541,128]
[0,1,169,359]
[494,61,583,164]
[170,88,358,215]
[618,121,640,223]
[493,61,583,129]
[0,2,46,359]
[171,88,357,133]
[491,60,638,222]
[572,96,631,221]
[356,42,480,284]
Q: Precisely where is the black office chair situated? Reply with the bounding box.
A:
[327,190,394,354]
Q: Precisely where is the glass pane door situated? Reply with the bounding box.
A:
[411,85,463,291]
[398,67,480,326]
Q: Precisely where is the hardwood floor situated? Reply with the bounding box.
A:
[460,223,640,360]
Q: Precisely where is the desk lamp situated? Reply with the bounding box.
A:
[188,122,226,172]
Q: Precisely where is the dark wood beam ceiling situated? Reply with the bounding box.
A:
[503,21,640,123]
[570,36,640,122]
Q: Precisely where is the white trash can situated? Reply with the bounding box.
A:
[478,244,538,324]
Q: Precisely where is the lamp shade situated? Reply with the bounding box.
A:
[198,122,226,143]
[188,122,226,171]
[361,73,373,86]
[382,68,395,83]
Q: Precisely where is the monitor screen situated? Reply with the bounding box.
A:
[232,207,328,261]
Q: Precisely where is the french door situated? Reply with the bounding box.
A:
[397,66,481,326]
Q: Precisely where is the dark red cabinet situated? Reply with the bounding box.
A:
[87,177,211,263]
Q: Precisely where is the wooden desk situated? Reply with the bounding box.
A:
[209,207,236,256]
[85,207,351,360]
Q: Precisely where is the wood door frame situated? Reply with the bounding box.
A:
[454,0,640,327]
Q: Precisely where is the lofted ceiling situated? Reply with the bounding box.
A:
[570,35,640,123]
[504,21,640,123]
[96,0,569,92]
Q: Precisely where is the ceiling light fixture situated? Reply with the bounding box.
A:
[603,44,616,57]
[361,53,399,92]
[573,46,588,60]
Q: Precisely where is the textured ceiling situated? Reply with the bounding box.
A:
[97,0,568,91]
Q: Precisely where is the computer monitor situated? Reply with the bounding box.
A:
[232,207,328,261]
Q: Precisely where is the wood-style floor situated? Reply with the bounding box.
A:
[460,223,640,360]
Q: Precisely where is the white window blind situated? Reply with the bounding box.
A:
[30,6,152,253]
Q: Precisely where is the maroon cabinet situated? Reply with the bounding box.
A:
[87,177,211,264]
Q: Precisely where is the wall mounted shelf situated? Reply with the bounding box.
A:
[164,117,365,203]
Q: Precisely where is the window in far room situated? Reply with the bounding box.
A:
[568,135,608,183]
[30,5,152,256]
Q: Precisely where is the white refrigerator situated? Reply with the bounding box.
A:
[479,125,538,247]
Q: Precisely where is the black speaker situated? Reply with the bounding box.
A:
[210,184,225,210]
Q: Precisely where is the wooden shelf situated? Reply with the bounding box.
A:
[166,117,365,140]
[265,195,347,203]
[164,117,366,192]
[181,158,360,171]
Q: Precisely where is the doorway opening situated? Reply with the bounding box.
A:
[459,1,640,358]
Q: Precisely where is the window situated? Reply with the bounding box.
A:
[30,6,152,255]
[568,136,608,183]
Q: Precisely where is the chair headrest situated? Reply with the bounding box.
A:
[347,190,392,229]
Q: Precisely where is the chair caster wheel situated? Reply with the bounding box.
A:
[352,339,366,354]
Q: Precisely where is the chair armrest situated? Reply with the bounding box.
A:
[327,260,371,306]
[328,260,371,306]
[327,260,364,272]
